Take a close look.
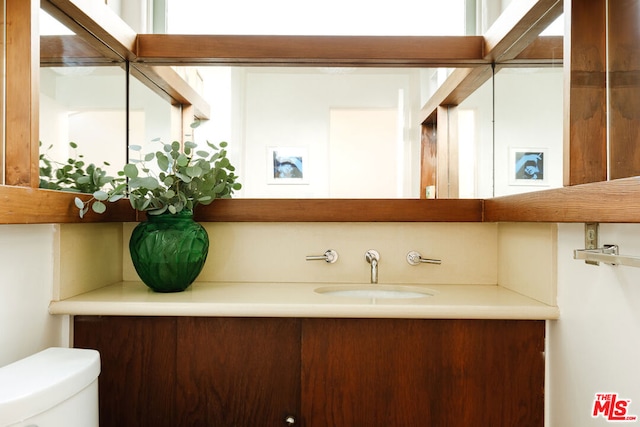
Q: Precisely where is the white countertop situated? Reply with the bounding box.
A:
[48,281,559,320]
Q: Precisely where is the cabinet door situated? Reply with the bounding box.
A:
[302,318,544,427]
[176,317,301,426]
[74,316,178,427]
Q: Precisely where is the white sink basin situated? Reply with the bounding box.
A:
[315,284,435,299]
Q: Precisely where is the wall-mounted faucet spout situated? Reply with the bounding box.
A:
[365,250,380,283]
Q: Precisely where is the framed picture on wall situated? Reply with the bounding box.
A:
[509,148,548,186]
[267,147,309,184]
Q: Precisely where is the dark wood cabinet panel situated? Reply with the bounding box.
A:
[302,319,544,427]
[74,316,544,427]
[74,316,178,427]
[175,317,301,426]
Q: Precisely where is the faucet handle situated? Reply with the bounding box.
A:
[407,251,441,266]
[306,249,339,263]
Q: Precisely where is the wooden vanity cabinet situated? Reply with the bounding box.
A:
[73,316,544,427]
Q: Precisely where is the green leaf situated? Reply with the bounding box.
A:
[171,141,181,152]
[156,152,169,171]
[123,163,139,178]
[196,150,210,158]
[74,197,85,209]
[185,141,197,150]
[129,145,142,151]
[148,205,168,215]
[144,152,155,162]
[175,172,192,183]
[69,141,78,149]
[177,153,189,167]
[132,176,160,190]
[213,182,227,193]
[93,190,109,201]
[92,201,106,214]
[108,194,124,202]
[186,165,203,178]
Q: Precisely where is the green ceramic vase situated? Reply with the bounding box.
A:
[129,210,209,292]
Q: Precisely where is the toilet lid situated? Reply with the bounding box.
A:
[0,347,100,426]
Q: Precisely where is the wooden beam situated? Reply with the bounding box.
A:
[135,35,486,67]
[436,106,459,199]
[504,35,563,65]
[564,0,607,185]
[130,65,211,120]
[420,0,564,124]
[193,199,484,223]
[5,0,39,187]
[42,0,136,61]
[484,177,640,223]
[40,35,118,65]
[0,186,136,224]
[483,0,563,63]
[607,0,640,180]
[420,67,493,123]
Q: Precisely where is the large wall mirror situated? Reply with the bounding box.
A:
[39,9,128,186]
[37,0,564,200]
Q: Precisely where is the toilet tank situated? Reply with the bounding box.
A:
[0,347,100,427]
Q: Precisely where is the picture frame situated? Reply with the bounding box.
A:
[267,146,309,184]
[509,148,548,186]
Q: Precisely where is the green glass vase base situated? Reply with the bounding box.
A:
[129,211,209,293]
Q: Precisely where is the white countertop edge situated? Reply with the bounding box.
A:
[48,282,559,320]
[49,300,559,320]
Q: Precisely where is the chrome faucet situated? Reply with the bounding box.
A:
[365,250,380,283]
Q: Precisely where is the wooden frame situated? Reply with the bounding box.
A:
[134,35,486,67]
[4,0,640,225]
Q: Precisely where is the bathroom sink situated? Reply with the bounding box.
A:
[315,284,435,299]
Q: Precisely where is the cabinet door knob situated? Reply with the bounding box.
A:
[285,415,296,425]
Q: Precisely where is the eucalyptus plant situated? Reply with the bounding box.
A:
[39,141,122,194]
[75,138,241,218]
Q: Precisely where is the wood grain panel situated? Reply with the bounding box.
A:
[40,35,113,65]
[0,186,136,223]
[483,0,563,63]
[176,317,301,427]
[565,0,607,185]
[5,0,39,187]
[74,316,178,427]
[420,123,438,199]
[608,0,640,179]
[42,0,136,61]
[301,319,544,427]
[484,177,640,222]
[193,198,484,222]
[135,35,485,67]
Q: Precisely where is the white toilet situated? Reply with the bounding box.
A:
[0,347,100,427]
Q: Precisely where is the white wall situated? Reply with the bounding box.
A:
[237,68,421,198]
[0,225,65,367]
[458,67,564,198]
[549,223,640,426]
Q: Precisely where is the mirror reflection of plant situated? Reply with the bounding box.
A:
[75,136,242,218]
[39,141,124,194]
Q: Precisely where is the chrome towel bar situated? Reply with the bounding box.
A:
[573,245,640,267]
